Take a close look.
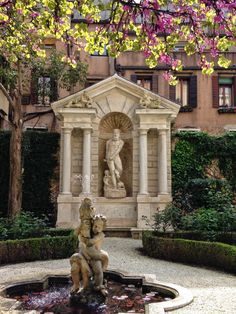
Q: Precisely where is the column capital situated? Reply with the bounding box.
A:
[82,127,93,134]
[62,127,73,134]
[139,128,148,135]
[158,128,168,135]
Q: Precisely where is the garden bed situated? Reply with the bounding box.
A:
[142,231,236,274]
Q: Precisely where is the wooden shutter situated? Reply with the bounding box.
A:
[152,75,158,93]
[234,76,236,107]
[51,78,58,102]
[130,74,137,83]
[30,75,38,105]
[212,76,219,108]
[169,85,176,101]
[189,75,197,108]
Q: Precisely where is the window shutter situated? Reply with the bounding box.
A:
[212,76,219,108]
[234,76,236,107]
[152,75,158,93]
[189,75,197,108]
[169,85,176,101]
[130,74,137,83]
[51,78,58,102]
[31,76,38,105]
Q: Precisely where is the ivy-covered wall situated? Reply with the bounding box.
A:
[0,131,10,215]
[172,132,236,193]
[0,131,60,223]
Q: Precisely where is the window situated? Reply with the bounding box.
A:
[212,76,236,110]
[91,46,108,56]
[136,77,152,90]
[85,79,101,87]
[175,78,189,106]
[37,76,51,106]
[130,74,158,93]
[31,75,58,106]
[219,78,233,107]
[169,75,197,110]
[25,126,48,132]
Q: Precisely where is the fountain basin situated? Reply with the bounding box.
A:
[0,270,193,313]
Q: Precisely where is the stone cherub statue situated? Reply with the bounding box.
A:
[70,198,109,300]
[103,129,126,198]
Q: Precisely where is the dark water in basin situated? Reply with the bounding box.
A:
[9,280,172,313]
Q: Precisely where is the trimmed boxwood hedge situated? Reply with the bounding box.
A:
[152,231,236,245]
[0,232,78,265]
[142,231,236,274]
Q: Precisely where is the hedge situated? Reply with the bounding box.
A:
[0,232,78,265]
[142,231,236,274]
[153,231,236,245]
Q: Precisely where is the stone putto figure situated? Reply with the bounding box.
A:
[140,93,161,109]
[65,92,94,108]
[70,198,109,303]
[103,129,126,198]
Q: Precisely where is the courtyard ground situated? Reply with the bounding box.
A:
[0,237,235,313]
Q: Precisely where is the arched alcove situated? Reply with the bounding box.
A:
[98,112,133,197]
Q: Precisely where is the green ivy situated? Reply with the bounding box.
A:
[172,132,236,192]
[0,131,59,224]
[0,131,10,216]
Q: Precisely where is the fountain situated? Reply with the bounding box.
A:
[0,198,193,313]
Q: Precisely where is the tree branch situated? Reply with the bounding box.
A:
[0,83,14,107]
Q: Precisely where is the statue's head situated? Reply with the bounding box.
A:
[113,129,121,140]
[92,215,107,234]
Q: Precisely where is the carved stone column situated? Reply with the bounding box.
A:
[139,129,148,195]
[82,128,92,194]
[158,129,168,194]
[62,127,72,194]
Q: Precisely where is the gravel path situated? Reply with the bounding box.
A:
[0,237,235,313]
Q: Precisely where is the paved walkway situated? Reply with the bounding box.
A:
[0,237,235,313]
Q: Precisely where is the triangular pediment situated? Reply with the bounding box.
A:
[52,74,180,120]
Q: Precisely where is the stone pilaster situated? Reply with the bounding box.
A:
[82,128,92,194]
[158,129,168,194]
[139,129,148,195]
[62,127,72,194]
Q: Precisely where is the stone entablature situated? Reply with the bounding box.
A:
[52,74,180,229]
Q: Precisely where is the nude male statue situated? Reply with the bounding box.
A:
[105,129,124,189]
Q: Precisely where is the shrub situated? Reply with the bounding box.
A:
[142,231,236,274]
[184,178,233,211]
[0,232,78,265]
[0,212,49,240]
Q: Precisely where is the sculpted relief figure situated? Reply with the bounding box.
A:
[65,92,94,108]
[70,198,109,301]
[103,129,126,198]
[140,93,162,109]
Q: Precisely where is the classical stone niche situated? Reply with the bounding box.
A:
[98,112,133,197]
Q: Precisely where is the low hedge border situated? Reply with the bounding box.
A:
[142,231,236,274]
[0,232,78,265]
[152,231,236,245]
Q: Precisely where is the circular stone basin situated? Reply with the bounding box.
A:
[0,270,193,314]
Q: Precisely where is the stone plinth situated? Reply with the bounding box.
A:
[104,188,126,198]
